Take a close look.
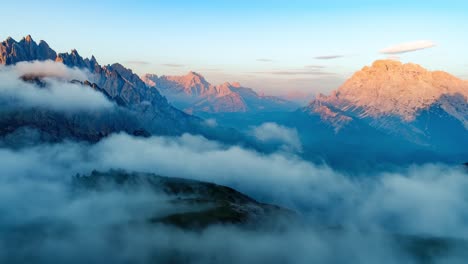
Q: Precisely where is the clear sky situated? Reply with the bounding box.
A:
[2,0,468,97]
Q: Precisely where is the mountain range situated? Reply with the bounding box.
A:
[142,72,298,115]
[203,60,467,169]
[0,35,245,144]
[1,35,466,168]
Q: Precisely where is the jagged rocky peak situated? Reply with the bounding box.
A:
[314,60,468,121]
[142,74,158,87]
[89,55,97,63]
[56,50,83,68]
[23,34,33,42]
[151,71,214,97]
[109,63,135,78]
[0,34,57,64]
[187,71,203,78]
[230,82,242,88]
[0,35,167,105]
[179,71,210,86]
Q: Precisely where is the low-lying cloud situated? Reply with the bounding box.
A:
[14,60,88,81]
[380,40,436,54]
[0,61,113,111]
[251,122,302,152]
[0,132,467,263]
[204,118,218,127]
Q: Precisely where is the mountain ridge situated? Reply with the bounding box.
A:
[142,72,299,114]
[0,35,248,144]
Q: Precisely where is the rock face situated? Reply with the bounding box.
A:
[314,60,467,123]
[301,60,468,152]
[0,35,211,141]
[142,72,298,114]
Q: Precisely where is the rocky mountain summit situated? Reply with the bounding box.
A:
[312,60,467,123]
[143,72,298,114]
[301,60,467,151]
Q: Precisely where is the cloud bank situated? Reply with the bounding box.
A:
[1,132,468,263]
[0,61,113,111]
[0,132,467,263]
[380,40,436,54]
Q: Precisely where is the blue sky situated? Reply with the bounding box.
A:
[2,0,468,96]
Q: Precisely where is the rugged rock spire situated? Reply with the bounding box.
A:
[0,35,57,64]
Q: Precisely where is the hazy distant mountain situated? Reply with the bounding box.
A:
[142,72,299,114]
[300,60,467,154]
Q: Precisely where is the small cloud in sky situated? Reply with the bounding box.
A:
[305,65,326,69]
[253,70,335,76]
[380,40,435,54]
[125,60,151,65]
[197,68,223,72]
[256,58,274,62]
[162,63,185,68]
[314,55,343,60]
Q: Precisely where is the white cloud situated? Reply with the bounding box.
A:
[13,60,88,81]
[1,133,468,262]
[251,122,302,152]
[314,55,344,60]
[204,118,218,127]
[380,40,436,54]
[0,61,113,112]
[256,58,274,62]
